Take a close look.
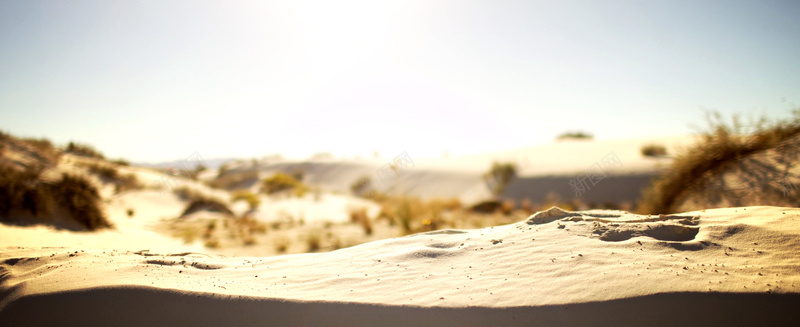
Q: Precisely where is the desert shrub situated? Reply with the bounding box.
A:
[231,191,261,210]
[51,173,111,230]
[0,165,51,217]
[638,110,800,214]
[81,162,119,180]
[181,198,234,216]
[556,131,593,140]
[110,159,130,166]
[378,196,447,235]
[114,173,141,193]
[261,172,308,196]
[641,144,668,157]
[484,162,517,196]
[306,231,322,252]
[0,166,110,230]
[273,236,290,253]
[500,199,515,215]
[204,238,220,248]
[209,168,259,189]
[79,161,141,192]
[350,175,373,196]
[20,137,61,163]
[349,207,373,235]
[173,185,207,201]
[64,141,105,159]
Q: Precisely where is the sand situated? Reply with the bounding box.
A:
[3,206,800,326]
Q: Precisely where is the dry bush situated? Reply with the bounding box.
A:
[209,168,259,189]
[638,110,800,214]
[64,141,105,159]
[81,162,119,180]
[180,198,234,216]
[378,196,449,235]
[641,144,668,157]
[556,131,593,140]
[20,137,61,163]
[350,175,373,196]
[262,172,308,196]
[500,199,515,215]
[172,185,223,203]
[78,161,141,192]
[231,191,261,210]
[204,238,220,248]
[306,231,322,252]
[51,173,111,230]
[0,165,110,230]
[484,162,517,196]
[114,173,141,193]
[0,165,51,217]
[110,159,130,166]
[273,236,290,253]
[349,207,373,235]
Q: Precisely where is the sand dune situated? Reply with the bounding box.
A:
[215,136,694,206]
[3,206,799,326]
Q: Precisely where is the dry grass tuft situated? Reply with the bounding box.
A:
[262,172,308,197]
[349,207,373,235]
[638,110,800,214]
[180,197,234,217]
[641,144,668,157]
[51,173,111,230]
[64,141,105,159]
[557,131,593,140]
[484,162,517,196]
[231,191,261,210]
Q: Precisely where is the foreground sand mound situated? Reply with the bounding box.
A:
[2,206,800,326]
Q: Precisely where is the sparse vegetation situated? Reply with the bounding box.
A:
[0,165,51,218]
[231,191,261,211]
[350,175,373,197]
[0,162,111,230]
[110,158,130,166]
[19,137,61,163]
[208,167,259,189]
[306,231,322,252]
[638,110,800,214]
[500,199,515,215]
[641,144,668,157]
[64,141,105,159]
[273,236,290,253]
[180,198,234,217]
[484,162,517,196]
[349,207,373,235]
[261,172,308,197]
[81,162,119,180]
[51,173,111,230]
[557,131,593,140]
[77,161,141,193]
[172,185,223,202]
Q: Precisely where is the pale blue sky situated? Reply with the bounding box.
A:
[1,0,799,162]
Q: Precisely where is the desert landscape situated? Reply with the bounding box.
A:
[3,112,800,326]
[2,1,800,326]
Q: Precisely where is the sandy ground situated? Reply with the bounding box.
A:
[3,206,800,326]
